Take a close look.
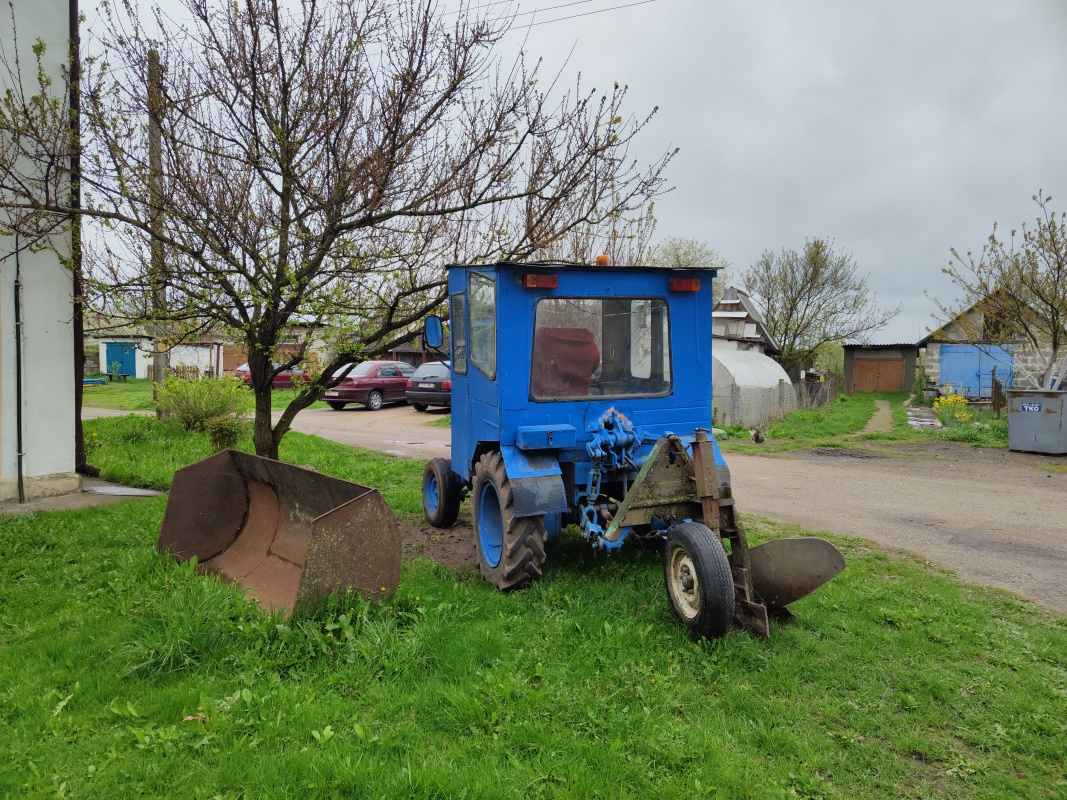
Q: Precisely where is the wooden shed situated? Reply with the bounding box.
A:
[843,343,918,393]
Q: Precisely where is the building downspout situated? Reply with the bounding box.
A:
[13,236,25,503]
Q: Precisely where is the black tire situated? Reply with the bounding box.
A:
[327,401,346,410]
[423,457,462,528]
[472,451,546,591]
[366,390,384,410]
[412,402,428,412]
[663,522,735,640]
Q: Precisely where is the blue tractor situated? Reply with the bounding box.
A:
[422,260,843,639]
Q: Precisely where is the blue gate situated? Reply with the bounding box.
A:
[105,341,137,376]
[939,344,1013,398]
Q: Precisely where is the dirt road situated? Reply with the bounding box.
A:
[727,442,1067,614]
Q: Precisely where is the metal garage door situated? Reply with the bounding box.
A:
[939,344,1013,398]
[853,358,904,392]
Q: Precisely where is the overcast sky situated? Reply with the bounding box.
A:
[495,0,1067,343]
[83,0,1067,344]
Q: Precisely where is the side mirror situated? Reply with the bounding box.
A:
[424,315,444,349]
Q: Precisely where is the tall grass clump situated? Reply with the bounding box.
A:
[156,374,252,450]
[118,560,255,678]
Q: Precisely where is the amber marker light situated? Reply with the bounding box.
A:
[523,273,559,289]
[668,277,701,292]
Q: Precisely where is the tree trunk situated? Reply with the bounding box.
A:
[252,386,279,460]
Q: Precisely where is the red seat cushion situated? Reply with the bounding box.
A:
[531,328,601,397]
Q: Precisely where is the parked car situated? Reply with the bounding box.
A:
[322,360,415,410]
[233,362,307,389]
[405,361,451,411]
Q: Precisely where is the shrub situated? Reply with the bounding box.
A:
[155,374,252,450]
[911,355,932,406]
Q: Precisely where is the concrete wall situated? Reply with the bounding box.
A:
[0,4,80,500]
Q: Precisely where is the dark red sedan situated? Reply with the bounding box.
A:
[232,362,307,389]
[322,360,415,410]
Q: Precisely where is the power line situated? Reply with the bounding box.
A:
[526,0,659,26]
[443,0,660,26]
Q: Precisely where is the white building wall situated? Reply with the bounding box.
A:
[0,4,80,500]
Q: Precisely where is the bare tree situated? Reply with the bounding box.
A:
[648,236,730,303]
[934,192,1067,390]
[741,238,898,377]
[1,0,672,459]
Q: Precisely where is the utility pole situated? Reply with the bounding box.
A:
[148,47,168,410]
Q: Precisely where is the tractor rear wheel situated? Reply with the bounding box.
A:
[472,451,546,591]
[663,522,734,640]
[423,457,462,528]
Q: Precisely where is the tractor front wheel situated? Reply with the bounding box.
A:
[423,457,462,528]
[472,451,546,591]
[663,522,735,640]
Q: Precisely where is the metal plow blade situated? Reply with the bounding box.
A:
[158,450,401,616]
[748,538,845,611]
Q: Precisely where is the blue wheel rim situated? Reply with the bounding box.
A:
[478,481,503,568]
[424,471,439,517]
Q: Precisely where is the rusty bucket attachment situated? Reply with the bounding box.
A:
[158,450,401,616]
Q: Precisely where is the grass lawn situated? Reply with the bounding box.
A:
[719,391,1010,453]
[1,419,1064,798]
[81,378,325,412]
[82,378,157,411]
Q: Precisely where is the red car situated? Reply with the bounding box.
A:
[232,362,307,389]
[322,360,415,410]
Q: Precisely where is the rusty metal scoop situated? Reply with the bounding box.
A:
[158,450,401,616]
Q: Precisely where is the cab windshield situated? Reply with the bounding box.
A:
[531,297,671,400]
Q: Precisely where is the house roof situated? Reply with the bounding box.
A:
[711,287,781,354]
[843,343,919,350]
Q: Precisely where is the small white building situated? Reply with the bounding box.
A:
[92,332,227,379]
[0,5,80,500]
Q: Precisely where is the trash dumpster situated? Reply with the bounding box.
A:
[1006,390,1067,455]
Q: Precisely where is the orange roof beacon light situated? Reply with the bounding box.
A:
[523,273,559,289]
[594,253,611,267]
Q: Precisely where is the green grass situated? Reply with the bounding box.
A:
[720,393,893,453]
[82,378,157,411]
[425,413,452,428]
[84,415,423,516]
[1,501,1065,797]
[719,392,1015,453]
[2,420,1065,797]
[82,379,325,412]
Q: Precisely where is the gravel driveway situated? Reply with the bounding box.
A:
[727,441,1067,615]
